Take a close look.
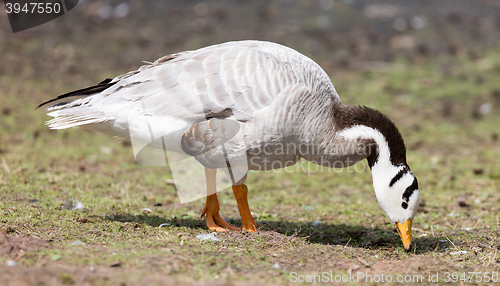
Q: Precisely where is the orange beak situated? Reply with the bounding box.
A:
[395,219,412,251]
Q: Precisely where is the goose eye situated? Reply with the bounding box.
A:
[401,202,408,209]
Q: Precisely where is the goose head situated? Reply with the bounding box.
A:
[335,105,420,250]
[372,163,419,250]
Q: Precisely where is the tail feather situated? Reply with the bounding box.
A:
[39,78,119,129]
[46,109,112,130]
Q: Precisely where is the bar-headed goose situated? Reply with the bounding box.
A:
[38,40,419,250]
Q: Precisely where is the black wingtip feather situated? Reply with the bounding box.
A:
[36,78,115,110]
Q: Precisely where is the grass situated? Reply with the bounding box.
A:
[1,43,500,285]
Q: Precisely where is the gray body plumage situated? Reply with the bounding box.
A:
[44,40,369,171]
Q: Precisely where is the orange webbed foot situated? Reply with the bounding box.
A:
[201,197,240,232]
[232,184,258,232]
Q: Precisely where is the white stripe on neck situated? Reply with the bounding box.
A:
[337,125,404,185]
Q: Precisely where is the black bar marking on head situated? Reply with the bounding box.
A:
[402,177,418,202]
[389,166,409,187]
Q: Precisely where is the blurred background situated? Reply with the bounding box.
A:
[2,0,500,81]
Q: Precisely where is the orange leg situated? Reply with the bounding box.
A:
[201,168,240,232]
[232,184,257,232]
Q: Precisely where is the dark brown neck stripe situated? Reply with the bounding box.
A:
[334,104,407,168]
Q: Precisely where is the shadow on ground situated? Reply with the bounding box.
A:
[104,213,449,254]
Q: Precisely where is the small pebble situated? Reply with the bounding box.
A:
[72,240,86,246]
[311,220,322,227]
[473,168,484,175]
[458,201,470,207]
[479,103,492,115]
[272,263,281,269]
[6,260,17,267]
[100,146,113,154]
[63,199,84,210]
[196,233,220,241]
